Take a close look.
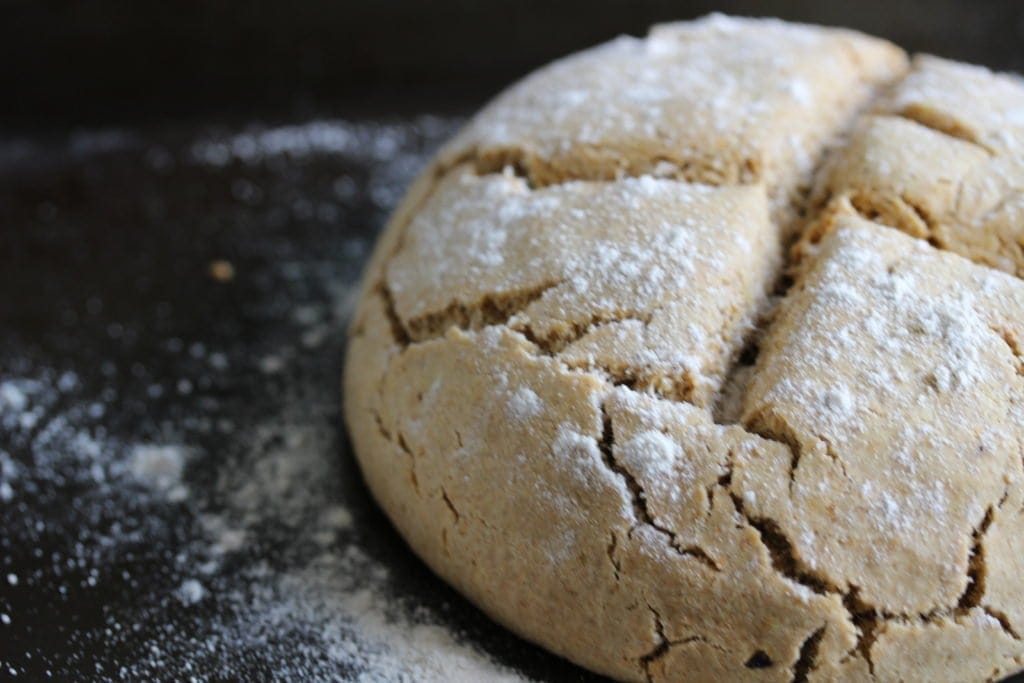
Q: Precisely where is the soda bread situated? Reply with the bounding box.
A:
[344,15,1024,682]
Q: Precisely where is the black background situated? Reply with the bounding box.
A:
[3,0,1024,127]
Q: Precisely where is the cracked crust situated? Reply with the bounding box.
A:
[798,55,1024,277]
[386,167,779,403]
[437,14,905,231]
[344,15,1024,683]
[740,220,1024,616]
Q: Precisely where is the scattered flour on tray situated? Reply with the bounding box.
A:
[0,364,529,682]
[0,115,532,681]
[175,579,207,606]
[128,444,189,501]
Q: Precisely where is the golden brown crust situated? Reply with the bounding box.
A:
[344,15,1024,683]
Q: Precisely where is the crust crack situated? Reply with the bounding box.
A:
[791,625,826,683]
[730,490,838,598]
[405,280,561,342]
[960,502,1022,641]
[599,403,722,572]
[894,104,993,153]
[472,144,764,190]
[440,487,461,523]
[639,602,670,683]
[380,284,412,345]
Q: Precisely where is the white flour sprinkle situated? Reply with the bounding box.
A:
[821,386,854,415]
[0,382,28,412]
[0,449,18,502]
[552,427,600,461]
[618,430,683,481]
[788,79,812,105]
[200,514,247,556]
[128,444,187,494]
[507,386,544,421]
[175,579,207,606]
[190,117,453,168]
[258,354,285,374]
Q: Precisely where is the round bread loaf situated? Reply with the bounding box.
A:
[344,14,1024,682]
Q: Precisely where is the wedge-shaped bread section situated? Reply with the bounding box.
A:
[806,55,1024,275]
[605,389,859,681]
[386,169,779,403]
[439,15,905,221]
[740,219,1024,615]
[347,323,652,681]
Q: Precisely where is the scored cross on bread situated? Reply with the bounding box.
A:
[345,15,1024,683]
